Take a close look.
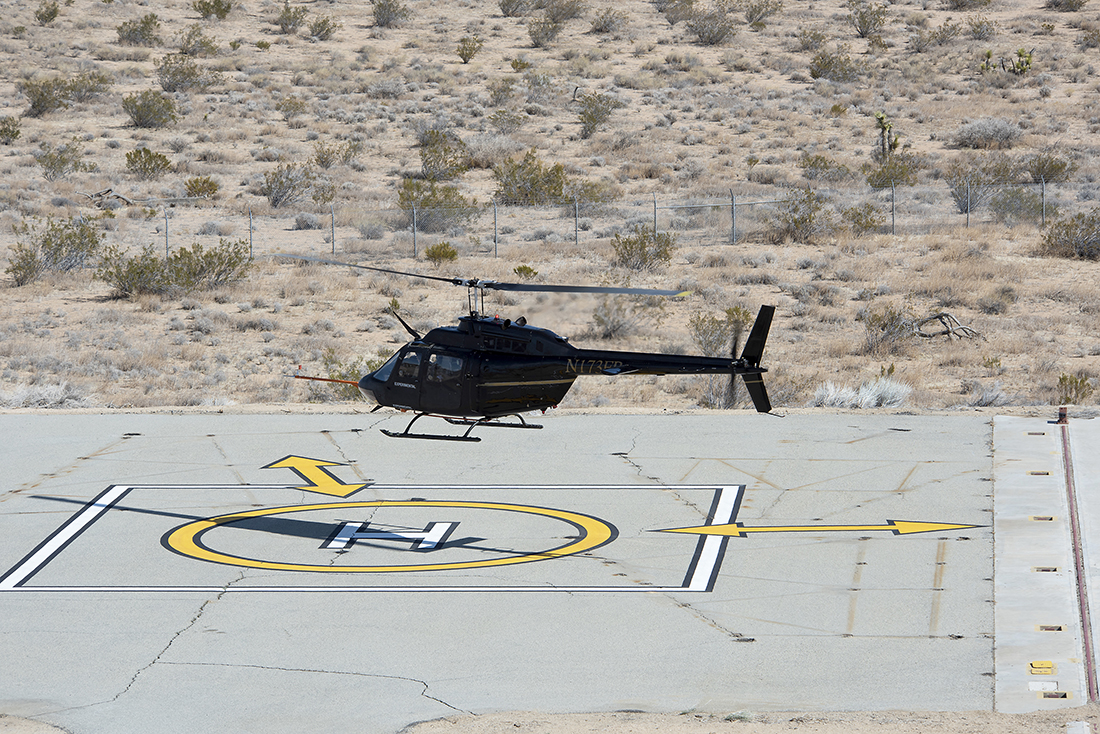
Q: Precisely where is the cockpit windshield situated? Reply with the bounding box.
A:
[371,351,401,383]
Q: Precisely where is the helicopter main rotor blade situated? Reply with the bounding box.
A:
[485,282,691,297]
[273,254,463,286]
[274,254,690,297]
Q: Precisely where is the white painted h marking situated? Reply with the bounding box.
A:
[323,521,458,550]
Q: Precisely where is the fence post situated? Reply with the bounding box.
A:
[412,205,418,257]
[493,200,498,258]
[330,203,335,255]
[891,182,896,236]
[574,197,579,247]
[966,182,970,228]
[1041,177,1047,228]
[248,207,253,259]
[652,193,657,234]
[164,209,169,258]
[730,189,737,245]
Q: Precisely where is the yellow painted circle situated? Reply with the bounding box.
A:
[164,500,616,572]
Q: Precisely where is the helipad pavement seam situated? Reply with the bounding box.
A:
[993,415,1090,713]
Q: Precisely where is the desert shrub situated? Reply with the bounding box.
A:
[689,307,753,408]
[294,213,324,230]
[658,0,696,26]
[590,295,660,339]
[988,188,1049,227]
[578,92,625,139]
[688,7,737,45]
[397,179,480,233]
[122,90,178,128]
[424,241,459,265]
[546,0,587,22]
[7,216,104,286]
[35,1,60,26]
[861,304,915,356]
[126,148,172,180]
[309,15,342,40]
[156,54,221,92]
[976,285,1018,315]
[1041,209,1100,260]
[499,0,531,17]
[864,151,922,188]
[36,138,95,181]
[689,306,752,356]
[842,202,885,236]
[312,178,336,205]
[192,0,233,20]
[909,17,960,52]
[611,225,676,270]
[967,14,997,40]
[591,8,628,32]
[275,1,308,33]
[809,45,861,82]
[1025,150,1077,183]
[796,26,828,50]
[943,153,1020,213]
[488,109,525,134]
[176,25,219,57]
[953,117,1021,149]
[492,149,568,204]
[456,35,483,63]
[185,176,219,199]
[1046,0,1089,10]
[742,0,783,25]
[373,0,410,27]
[97,239,251,297]
[275,96,308,123]
[0,116,20,145]
[767,189,835,244]
[117,13,162,46]
[514,264,538,279]
[66,71,113,102]
[19,77,71,117]
[260,163,315,208]
[799,153,850,182]
[317,348,372,401]
[847,0,887,38]
[311,140,342,169]
[944,0,990,8]
[527,15,563,47]
[419,130,471,181]
[1057,373,1094,404]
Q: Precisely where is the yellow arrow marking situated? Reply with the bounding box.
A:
[262,455,367,497]
[657,520,981,537]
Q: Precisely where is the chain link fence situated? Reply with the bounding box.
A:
[151,180,1100,259]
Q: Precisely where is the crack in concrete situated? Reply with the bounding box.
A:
[107,572,246,704]
[157,661,471,713]
[208,436,245,484]
[667,598,754,643]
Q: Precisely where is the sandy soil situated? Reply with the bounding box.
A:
[403,707,1100,734]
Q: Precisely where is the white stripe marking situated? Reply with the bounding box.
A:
[686,486,742,591]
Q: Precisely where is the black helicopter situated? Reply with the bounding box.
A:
[278,255,774,442]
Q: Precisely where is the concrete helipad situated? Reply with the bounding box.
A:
[0,410,1095,733]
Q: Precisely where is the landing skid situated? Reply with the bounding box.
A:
[381,413,543,442]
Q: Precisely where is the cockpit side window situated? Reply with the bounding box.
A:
[426,353,464,383]
[396,350,422,381]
